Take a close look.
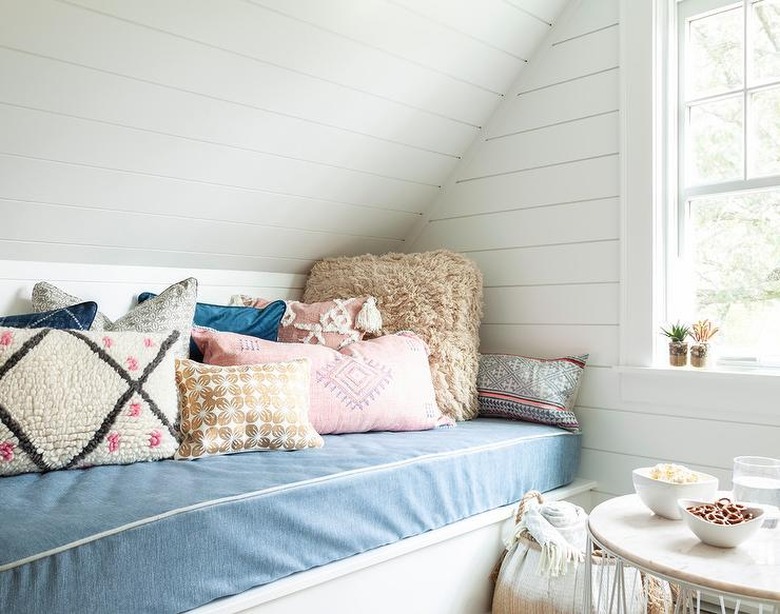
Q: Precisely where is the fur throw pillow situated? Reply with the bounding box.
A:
[303,250,483,421]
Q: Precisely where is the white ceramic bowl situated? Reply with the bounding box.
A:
[678,498,764,548]
[632,467,718,519]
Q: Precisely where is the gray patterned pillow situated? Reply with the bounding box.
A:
[31,278,197,358]
[477,353,588,432]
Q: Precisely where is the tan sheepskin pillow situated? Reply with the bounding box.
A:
[303,250,483,421]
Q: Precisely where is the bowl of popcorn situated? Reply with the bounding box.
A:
[678,497,764,548]
[632,463,718,520]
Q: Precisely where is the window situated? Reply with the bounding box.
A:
[620,0,780,413]
[671,0,780,365]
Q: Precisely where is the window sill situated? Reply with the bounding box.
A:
[614,365,780,426]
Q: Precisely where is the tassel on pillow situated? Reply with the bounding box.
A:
[355,296,383,334]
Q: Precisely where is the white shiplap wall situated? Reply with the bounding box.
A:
[412,0,621,373]
[412,0,780,504]
[0,0,567,275]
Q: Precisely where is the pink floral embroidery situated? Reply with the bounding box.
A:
[148,430,162,448]
[128,402,142,417]
[107,432,120,453]
[0,441,15,462]
[126,356,139,371]
[144,338,155,348]
[102,336,113,348]
[0,331,13,347]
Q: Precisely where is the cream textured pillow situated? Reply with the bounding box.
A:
[31,278,197,358]
[174,358,323,459]
[303,250,483,422]
[0,327,180,476]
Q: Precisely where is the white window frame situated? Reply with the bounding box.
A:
[620,0,669,369]
[673,0,780,364]
[618,0,780,421]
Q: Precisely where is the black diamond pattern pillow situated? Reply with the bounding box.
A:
[0,327,180,476]
[476,353,588,432]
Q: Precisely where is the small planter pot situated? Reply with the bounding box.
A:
[690,342,709,368]
[668,341,688,367]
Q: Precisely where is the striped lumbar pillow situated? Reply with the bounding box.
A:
[476,353,588,432]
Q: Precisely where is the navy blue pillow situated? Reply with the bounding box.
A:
[137,293,286,361]
[0,302,98,330]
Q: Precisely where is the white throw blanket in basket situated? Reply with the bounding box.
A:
[506,495,587,578]
[492,491,670,614]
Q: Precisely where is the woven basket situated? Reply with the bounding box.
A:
[491,492,672,614]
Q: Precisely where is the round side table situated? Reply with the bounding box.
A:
[585,494,780,613]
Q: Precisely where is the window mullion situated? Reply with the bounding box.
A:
[679,0,742,21]
[743,0,749,180]
[687,78,780,106]
[675,0,687,324]
[682,174,780,200]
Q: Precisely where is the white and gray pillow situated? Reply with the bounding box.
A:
[31,278,197,358]
[0,327,180,476]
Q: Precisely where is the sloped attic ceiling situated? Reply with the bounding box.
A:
[0,0,569,273]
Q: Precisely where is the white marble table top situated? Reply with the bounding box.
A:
[588,494,780,603]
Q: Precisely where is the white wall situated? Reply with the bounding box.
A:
[412,0,780,503]
[0,0,565,275]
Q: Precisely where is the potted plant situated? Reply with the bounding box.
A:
[661,322,691,367]
[690,319,718,368]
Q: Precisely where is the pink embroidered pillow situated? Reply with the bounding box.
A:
[230,295,382,350]
[191,327,452,435]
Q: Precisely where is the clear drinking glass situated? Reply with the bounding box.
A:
[732,456,780,507]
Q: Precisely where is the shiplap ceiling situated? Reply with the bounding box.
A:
[0,0,568,273]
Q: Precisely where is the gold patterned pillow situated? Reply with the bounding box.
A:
[174,359,323,459]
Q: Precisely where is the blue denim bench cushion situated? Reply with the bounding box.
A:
[0,418,580,614]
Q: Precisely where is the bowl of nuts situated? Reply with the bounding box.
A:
[678,497,765,548]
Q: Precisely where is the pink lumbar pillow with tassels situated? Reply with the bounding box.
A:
[230,295,382,350]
